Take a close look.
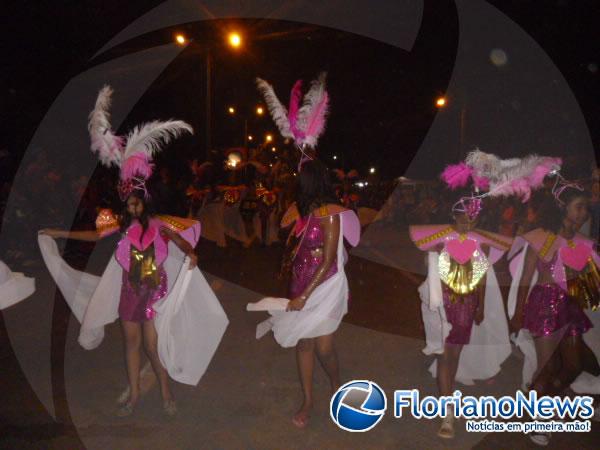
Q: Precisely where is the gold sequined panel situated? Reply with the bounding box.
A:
[438,249,489,298]
[415,226,453,248]
[539,233,557,259]
[156,215,188,231]
[566,258,600,311]
[129,246,159,289]
[474,229,511,250]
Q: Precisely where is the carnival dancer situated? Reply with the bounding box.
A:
[508,172,600,446]
[411,193,510,438]
[248,74,360,428]
[38,86,228,417]
[411,150,566,438]
[0,259,35,310]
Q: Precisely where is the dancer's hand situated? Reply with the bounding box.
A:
[187,252,198,269]
[509,313,523,334]
[474,305,484,325]
[286,297,306,311]
[38,228,65,239]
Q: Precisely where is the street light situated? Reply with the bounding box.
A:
[248,135,253,141]
[333,155,337,160]
[370,167,376,174]
[271,147,276,152]
[228,32,242,49]
[175,30,245,159]
[435,93,466,157]
[228,105,265,147]
[265,134,273,143]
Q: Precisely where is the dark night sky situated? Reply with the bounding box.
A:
[2,0,599,180]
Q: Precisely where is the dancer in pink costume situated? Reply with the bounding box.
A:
[508,179,600,445]
[249,74,359,428]
[412,150,565,438]
[411,197,512,439]
[39,86,228,417]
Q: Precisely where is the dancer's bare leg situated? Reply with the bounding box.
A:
[436,344,462,439]
[142,320,173,404]
[294,338,315,427]
[531,335,561,394]
[437,344,463,396]
[315,333,340,393]
[120,321,142,412]
[554,335,584,393]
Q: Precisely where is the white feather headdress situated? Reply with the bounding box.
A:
[256,73,330,165]
[87,85,194,199]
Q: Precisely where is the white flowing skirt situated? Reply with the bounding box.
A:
[0,259,35,310]
[420,252,511,385]
[38,234,228,385]
[250,214,349,348]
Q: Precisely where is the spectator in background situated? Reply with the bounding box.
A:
[498,198,517,237]
[153,167,178,215]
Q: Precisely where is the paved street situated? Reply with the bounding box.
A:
[1,225,598,449]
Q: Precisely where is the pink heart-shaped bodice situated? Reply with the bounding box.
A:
[446,238,477,264]
[126,222,158,251]
[560,243,592,272]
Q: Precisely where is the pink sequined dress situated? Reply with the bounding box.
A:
[288,215,338,299]
[119,251,168,322]
[523,254,592,337]
[442,285,479,345]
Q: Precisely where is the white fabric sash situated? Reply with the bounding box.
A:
[419,251,511,385]
[38,234,228,385]
[0,260,36,310]
[249,213,349,348]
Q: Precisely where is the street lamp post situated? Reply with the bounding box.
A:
[436,95,466,159]
[228,105,264,148]
[206,48,212,158]
[176,31,243,160]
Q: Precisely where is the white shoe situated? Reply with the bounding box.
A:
[437,414,455,439]
[529,432,550,446]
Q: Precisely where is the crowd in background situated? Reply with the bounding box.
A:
[1,144,599,266]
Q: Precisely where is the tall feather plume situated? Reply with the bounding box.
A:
[288,80,304,140]
[466,150,561,201]
[297,72,329,148]
[255,78,293,139]
[303,92,329,148]
[88,85,124,167]
[440,162,472,189]
[123,120,193,162]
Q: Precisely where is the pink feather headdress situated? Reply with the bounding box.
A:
[88,85,193,200]
[256,73,329,170]
[441,149,563,219]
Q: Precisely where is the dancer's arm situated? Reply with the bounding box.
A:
[160,227,198,269]
[287,214,340,311]
[509,245,537,333]
[38,228,102,241]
